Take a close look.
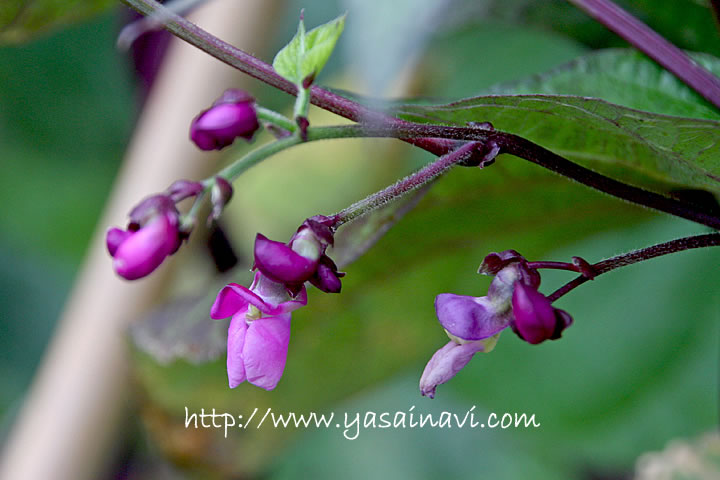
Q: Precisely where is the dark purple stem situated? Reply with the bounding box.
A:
[527,261,578,272]
[494,131,720,231]
[567,0,720,110]
[547,232,720,302]
[335,124,720,230]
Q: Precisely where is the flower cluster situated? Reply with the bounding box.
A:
[106,180,202,280]
[211,215,343,390]
[420,250,573,398]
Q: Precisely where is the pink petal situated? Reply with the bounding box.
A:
[226,314,249,388]
[242,313,292,390]
[112,214,177,280]
[210,283,266,319]
[106,227,131,256]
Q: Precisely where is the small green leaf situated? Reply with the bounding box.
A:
[272,13,346,85]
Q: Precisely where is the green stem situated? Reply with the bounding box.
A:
[255,106,296,132]
[294,87,310,120]
[206,124,375,185]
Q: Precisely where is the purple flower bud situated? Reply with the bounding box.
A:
[190,89,259,151]
[209,176,233,223]
[108,212,179,280]
[511,282,572,344]
[419,340,487,399]
[166,179,204,203]
[253,233,317,285]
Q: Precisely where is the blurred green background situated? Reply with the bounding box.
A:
[1,0,719,478]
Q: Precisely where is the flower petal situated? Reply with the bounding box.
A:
[226,314,249,388]
[435,293,511,341]
[254,233,317,284]
[309,256,342,293]
[511,282,557,344]
[250,273,308,314]
[419,340,486,398]
[112,214,177,280]
[106,227,131,256]
[210,283,266,319]
[242,313,292,390]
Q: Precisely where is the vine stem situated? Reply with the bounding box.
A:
[547,232,720,302]
[332,141,483,225]
[295,123,720,230]
[123,0,720,231]
[567,0,720,110]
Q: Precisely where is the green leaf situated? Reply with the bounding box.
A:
[0,0,116,44]
[485,49,720,120]
[272,13,346,85]
[395,51,720,198]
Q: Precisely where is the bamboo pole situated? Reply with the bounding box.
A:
[0,1,278,479]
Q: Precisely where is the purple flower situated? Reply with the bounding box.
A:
[190,89,260,150]
[210,273,307,390]
[511,282,573,344]
[420,252,573,398]
[106,195,181,280]
[253,215,344,294]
